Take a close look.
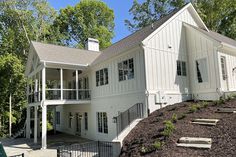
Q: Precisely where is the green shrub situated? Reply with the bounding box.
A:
[153,140,164,150]
[162,120,175,137]
[177,114,186,120]
[189,104,201,113]
[140,146,148,154]
[201,101,209,108]
[171,113,178,123]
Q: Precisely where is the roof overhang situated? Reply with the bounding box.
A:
[43,60,89,70]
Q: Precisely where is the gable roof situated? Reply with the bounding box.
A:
[185,24,236,48]
[31,41,101,66]
[92,8,182,65]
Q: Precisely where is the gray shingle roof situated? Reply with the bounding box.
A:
[187,24,236,48]
[31,41,101,66]
[92,9,181,65]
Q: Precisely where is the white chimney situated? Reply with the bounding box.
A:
[85,38,99,52]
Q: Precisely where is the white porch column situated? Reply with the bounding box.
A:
[34,106,38,143]
[60,68,63,100]
[76,70,79,100]
[53,106,57,134]
[42,66,46,100]
[41,65,47,149]
[26,106,31,139]
[41,104,47,149]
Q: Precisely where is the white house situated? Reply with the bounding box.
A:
[24,3,236,149]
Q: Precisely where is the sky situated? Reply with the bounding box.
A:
[47,0,144,43]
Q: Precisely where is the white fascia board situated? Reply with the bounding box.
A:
[188,4,209,32]
[43,60,89,67]
[221,42,236,52]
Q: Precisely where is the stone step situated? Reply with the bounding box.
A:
[216,108,236,113]
[191,119,219,126]
[177,137,212,149]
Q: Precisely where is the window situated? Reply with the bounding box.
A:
[69,112,73,128]
[118,58,134,81]
[84,112,88,130]
[221,56,227,80]
[177,60,187,76]
[97,112,108,134]
[96,68,108,86]
[196,58,208,83]
[56,112,60,125]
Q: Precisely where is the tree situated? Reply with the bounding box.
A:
[125,0,187,32]
[0,54,26,136]
[53,0,115,49]
[0,0,57,62]
[126,0,236,40]
[194,0,236,39]
[0,0,57,136]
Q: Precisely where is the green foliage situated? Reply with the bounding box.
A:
[0,54,26,136]
[127,0,236,41]
[193,0,236,40]
[125,0,186,32]
[153,140,164,150]
[188,104,201,113]
[53,0,115,49]
[200,101,209,108]
[0,0,57,62]
[162,120,175,137]
[171,113,178,123]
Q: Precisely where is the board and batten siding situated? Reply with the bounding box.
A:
[218,49,236,92]
[90,47,146,99]
[143,8,199,108]
[185,27,220,100]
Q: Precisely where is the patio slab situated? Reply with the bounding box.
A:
[0,133,91,157]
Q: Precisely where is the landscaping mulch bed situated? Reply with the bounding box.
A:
[120,98,236,157]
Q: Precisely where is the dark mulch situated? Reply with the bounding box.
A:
[120,99,236,157]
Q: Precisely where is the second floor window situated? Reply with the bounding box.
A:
[118,58,134,81]
[96,68,108,86]
[177,60,187,76]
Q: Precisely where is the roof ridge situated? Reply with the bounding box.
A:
[31,41,101,54]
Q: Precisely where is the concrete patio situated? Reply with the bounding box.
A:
[1,133,91,157]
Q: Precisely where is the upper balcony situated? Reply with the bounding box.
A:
[27,68,91,105]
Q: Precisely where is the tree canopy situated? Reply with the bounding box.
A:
[126,0,236,40]
[52,0,115,49]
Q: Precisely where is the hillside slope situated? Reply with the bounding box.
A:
[120,98,236,157]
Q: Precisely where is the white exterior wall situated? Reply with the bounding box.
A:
[218,49,236,92]
[185,27,220,100]
[56,46,146,141]
[143,8,199,111]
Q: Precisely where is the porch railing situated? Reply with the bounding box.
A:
[115,103,145,137]
[28,89,91,103]
[57,141,121,157]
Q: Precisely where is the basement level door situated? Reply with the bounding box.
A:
[220,56,229,91]
[75,113,82,136]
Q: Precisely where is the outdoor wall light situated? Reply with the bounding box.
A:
[112,117,117,123]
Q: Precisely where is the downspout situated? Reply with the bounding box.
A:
[140,43,150,117]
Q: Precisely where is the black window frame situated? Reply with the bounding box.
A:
[96,68,109,86]
[97,112,108,134]
[118,58,134,81]
[176,60,187,76]
[84,112,88,130]
[56,111,60,125]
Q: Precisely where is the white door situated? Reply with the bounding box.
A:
[220,56,228,91]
